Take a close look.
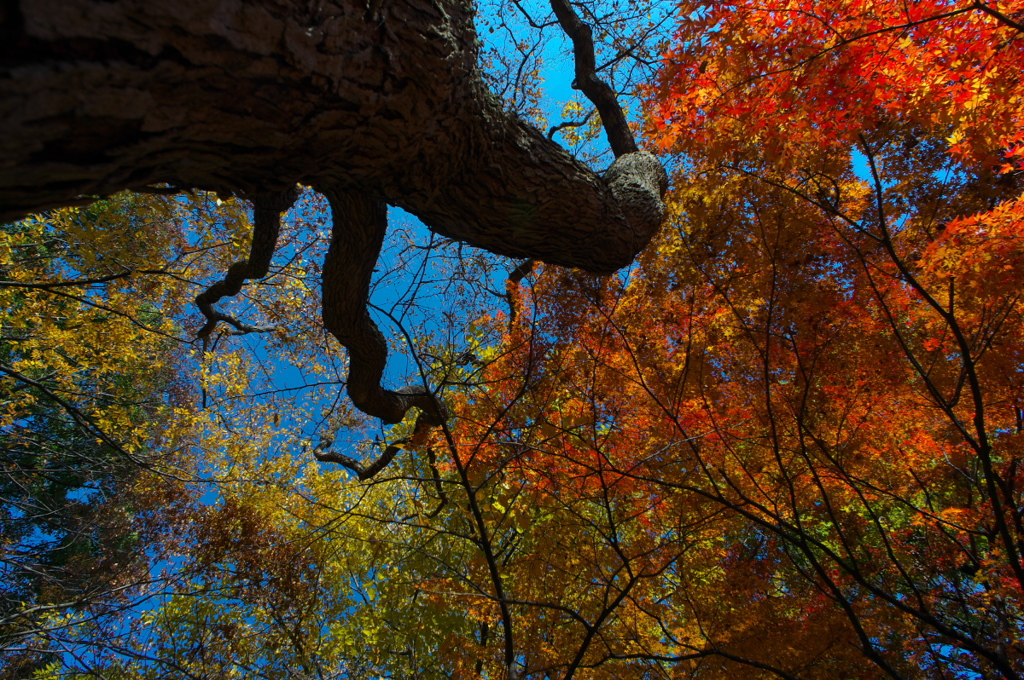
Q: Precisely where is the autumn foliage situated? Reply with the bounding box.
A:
[652,0,1024,169]
[392,0,1024,676]
[3,0,1024,678]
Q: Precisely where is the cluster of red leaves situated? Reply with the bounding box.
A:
[351,2,1024,677]
[651,0,1024,170]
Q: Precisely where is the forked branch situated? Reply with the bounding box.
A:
[194,187,300,341]
[312,412,437,480]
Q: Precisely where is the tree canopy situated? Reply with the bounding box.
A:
[2,0,1024,678]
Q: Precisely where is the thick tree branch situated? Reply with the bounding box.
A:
[194,187,299,340]
[313,438,406,480]
[0,0,667,275]
[320,190,446,426]
[0,0,669,426]
[549,0,638,157]
[504,259,534,329]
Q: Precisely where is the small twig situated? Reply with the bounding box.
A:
[509,0,559,29]
[0,271,136,289]
[0,268,186,290]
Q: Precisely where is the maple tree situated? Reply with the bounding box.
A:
[375,0,1024,676]
[204,0,1019,677]
[4,0,1024,679]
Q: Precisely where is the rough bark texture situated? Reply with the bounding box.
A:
[0,0,665,273]
[320,190,446,425]
[0,0,667,438]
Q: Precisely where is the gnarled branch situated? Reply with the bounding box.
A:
[548,109,596,140]
[320,190,446,427]
[312,412,437,480]
[194,186,300,340]
[550,0,637,158]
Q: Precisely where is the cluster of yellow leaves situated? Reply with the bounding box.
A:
[1,204,183,452]
[1,188,388,676]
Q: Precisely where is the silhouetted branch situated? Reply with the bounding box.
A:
[194,186,299,340]
[549,0,638,157]
[547,110,596,140]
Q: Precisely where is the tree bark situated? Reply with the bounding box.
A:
[0,0,665,273]
[320,190,446,425]
[0,0,667,437]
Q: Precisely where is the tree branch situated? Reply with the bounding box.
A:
[504,259,535,329]
[549,0,638,157]
[312,413,438,480]
[974,0,1024,32]
[194,186,299,340]
[547,109,596,140]
[320,190,446,427]
[0,362,141,468]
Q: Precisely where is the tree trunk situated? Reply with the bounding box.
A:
[0,0,667,436]
[0,0,665,273]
